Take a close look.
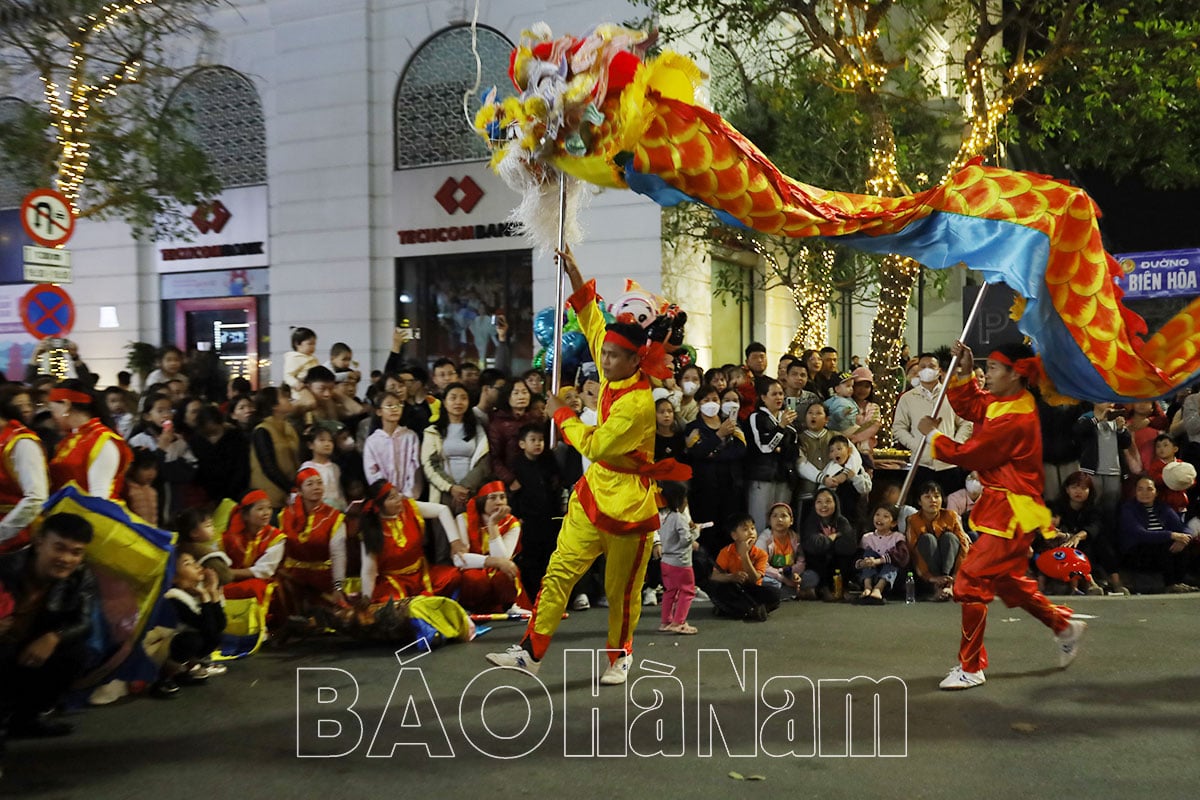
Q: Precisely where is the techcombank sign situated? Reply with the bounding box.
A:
[392,165,525,255]
[155,185,270,273]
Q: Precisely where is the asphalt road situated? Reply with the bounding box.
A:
[5,594,1198,799]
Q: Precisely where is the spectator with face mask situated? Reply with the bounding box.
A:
[891,352,972,497]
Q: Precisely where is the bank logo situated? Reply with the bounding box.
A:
[296,645,908,760]
[435,177,484,215]
[192,200,232,234]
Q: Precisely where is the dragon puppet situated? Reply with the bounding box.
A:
[474,23,1200,403]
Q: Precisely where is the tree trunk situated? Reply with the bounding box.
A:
[869,254,920,445]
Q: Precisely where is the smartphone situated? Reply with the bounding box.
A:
[785,396,800,412]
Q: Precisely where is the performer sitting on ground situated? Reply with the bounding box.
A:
[917,341,1085,691]
[221,490,285,602]
[486,244,689,685]
[278,468,347,619]
[47,380,132,500]
[450,482,527,614]
[358,479,459,604]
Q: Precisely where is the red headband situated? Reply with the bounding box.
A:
[296,467,321,487]
[50,387,92,405]
[603,329,642,353]
[238,489,269,510]
[988,351,1042,382]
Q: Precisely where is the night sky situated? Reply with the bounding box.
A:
[1076,170,1200,255]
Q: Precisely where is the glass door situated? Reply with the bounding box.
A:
[173,297,259,388]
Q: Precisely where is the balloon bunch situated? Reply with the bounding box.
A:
[532,304,610,377]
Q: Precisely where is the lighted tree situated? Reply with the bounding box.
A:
[653,0,1200,408]
[0,0,223,236]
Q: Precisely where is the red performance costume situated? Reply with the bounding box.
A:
[222,490,286,602]
[49,406,133,501]
[927,350,1075,683]
[453,481,527,613]
[360,482,459,603]
[0,418,49,553]
[279,468,347,603]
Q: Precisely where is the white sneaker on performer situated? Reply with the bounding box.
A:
[571,595,590,611]
[485,645,540,676]
[1055,619,1087,668]
[505,604,530,617]
[938,665,986,690]
[642,587,658,606]
[600,654,633,686]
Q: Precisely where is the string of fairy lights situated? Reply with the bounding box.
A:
[39,0,152,205]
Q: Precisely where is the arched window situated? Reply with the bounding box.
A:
[164,66,267,187]
[0,97,34,208]
[395,25,515,169]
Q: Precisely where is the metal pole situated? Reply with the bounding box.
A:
[550,174,568,447]
[896,282,991,506]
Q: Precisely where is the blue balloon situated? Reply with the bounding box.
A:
[560,330,588,370]
[533,307,557,347]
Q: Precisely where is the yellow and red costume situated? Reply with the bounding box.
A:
[929,370,1072,673]
[49,416,132,500]
[361,483,459,603]
[221,490,286,603]
[277,468,347,614]
[0,418,48,554]
[527,279,689,664]
[453,481,528,613]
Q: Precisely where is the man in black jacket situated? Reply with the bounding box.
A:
[0,513,96,755]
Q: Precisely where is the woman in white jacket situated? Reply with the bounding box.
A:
[421,383,491,515]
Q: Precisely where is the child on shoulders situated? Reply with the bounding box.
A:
[855,503,910,605]
[284,326,320,392]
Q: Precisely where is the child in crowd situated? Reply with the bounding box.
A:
[152,552,226,697]
[796,402,833,510]
[325,342,358,383]
[655,396,687,462]
[855,503,910,604]
[301,426,347,511]
[656,481,699,634]
[124,449,160,525]
[284,326,319,391]
[703,513,781,622]
[174,507,232,585]
[1146,434,1189,514]
[508,423,562,598]
[145,345,188,391]
[816,435,872,528]
[104,387,134,439]
[363,391,422,499]
[757,502,818,600]
[823,371,858,433]
[800,486,858,600]
[878,483,918,533]
[128,392,198,520]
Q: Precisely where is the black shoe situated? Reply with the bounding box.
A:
[151,679,182,699]
[9,714,73,738]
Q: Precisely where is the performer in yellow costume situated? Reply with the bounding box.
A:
[486,246,688,685]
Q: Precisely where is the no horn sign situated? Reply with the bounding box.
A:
[20,283,75,339]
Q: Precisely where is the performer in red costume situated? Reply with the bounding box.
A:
[277,467,347,616]
[918,341,1086,690]
[47,380,132,500]
[451,481,527,613]
[0,398,48,553]
[221,489,285,602]
[359,479,460,603]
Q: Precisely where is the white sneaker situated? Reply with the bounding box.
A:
[600,654,633,685]
[938,665,986,690]
[485,644,540,675]
[692,588,710,603]
[642,587,658,606]
[505,603,531,617]
[571,594,590,611]
[88,679,129,706]
[1055,619,1087,668]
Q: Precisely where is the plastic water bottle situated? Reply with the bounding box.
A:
[905,572,916,604]
[832,569,844,601]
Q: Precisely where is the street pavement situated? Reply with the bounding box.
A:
[5,593,1198,799]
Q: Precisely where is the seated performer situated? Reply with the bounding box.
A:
[359,480,459,603]
[278,468,347,617]
[451,482,526,614]
[47,380,132,500]
[221,490,285,602]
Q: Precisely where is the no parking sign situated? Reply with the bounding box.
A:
[20,284,75,339]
